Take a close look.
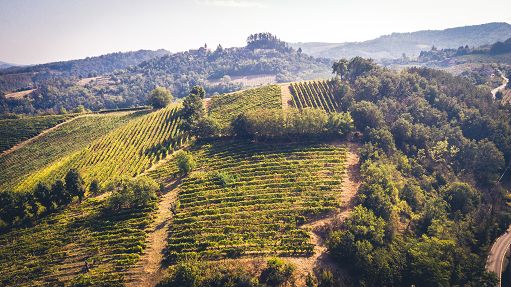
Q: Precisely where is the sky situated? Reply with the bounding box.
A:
[1,0,511,65]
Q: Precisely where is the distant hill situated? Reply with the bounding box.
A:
[0,61,16,70]
[1,33,331,114]
[291,22,511,60]
[0,49,170,94]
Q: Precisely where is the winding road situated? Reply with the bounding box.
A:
[491,71,509,100]
[487,226,511,286]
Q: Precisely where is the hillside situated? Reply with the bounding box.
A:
[1,33,331,115]
[1,58,511,287]
[0,61,16,70]
[291,22,511,60]
[0,49,170,95]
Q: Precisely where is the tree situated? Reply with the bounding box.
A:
[89,179,101,195]
[192,117,221,139]
[350,101,384,131]
[332,59,349,81]
[148,86,173,109]
[181,88,205,131]
[65,169,86,201]
[106,176,158,211]
[34,182,53,211]
[190,86,206,99]
[51,179,71,206]
[158,259,202,287]
[407,236,455,287]
[175,151,196,175]
[442,182,480,215]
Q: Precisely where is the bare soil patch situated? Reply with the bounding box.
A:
[280,84,292,109]
[4,89,36,99]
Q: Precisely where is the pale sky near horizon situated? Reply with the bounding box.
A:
[1,0,511,65]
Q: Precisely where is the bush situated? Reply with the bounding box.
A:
[175,150,196,175]
[148,87,173,109]
[214,172,238,188]
[259,258,295,286]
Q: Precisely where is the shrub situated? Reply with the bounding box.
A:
[259,258,295,287]
[148,86,173,109]
[175,151,196,175]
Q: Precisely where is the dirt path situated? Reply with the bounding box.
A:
[280,84,292,109]
[288,143,360,285]
[1,115,86,157]
[126,180,180,287]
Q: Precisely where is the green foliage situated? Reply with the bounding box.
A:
[407,236,456,287]
[106,176,158,211]
[65,168,86,200]
[214,172,238,188]
[232,108,353,140]
[442,182,480,215]
[149,86,173,109]
[175,150,196,175]
[259,258,295,287]
[350,101,384,131]
[89,179,101,195]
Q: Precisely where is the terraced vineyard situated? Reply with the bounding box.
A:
[0,196,155,287]
[17,105,186,191]
[0,112,142,192]
[289,81,341,112]
[207,85,282,128]
[155,141,347,261]
[0,114,75,153]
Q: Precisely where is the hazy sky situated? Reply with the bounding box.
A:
[1,0,511,65]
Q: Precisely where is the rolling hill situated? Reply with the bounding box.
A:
[1,52,511,287]
[291,22,511,60]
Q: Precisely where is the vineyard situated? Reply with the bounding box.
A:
[207,85,282,128]
[0,196,155,287]
[0,112,141,192]
[289,81,341,112]
[0,114,75,153]
[16,105,186,192]
[152,140,347,261]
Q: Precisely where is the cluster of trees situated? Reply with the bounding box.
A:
[230,108,353,140]
[106,176,159,211]
[1,36,330,115]
[158,257,300,287]
[0,169,85,231]
[324,58,511,285]
[246,33,291,52]
[417,37,511,63]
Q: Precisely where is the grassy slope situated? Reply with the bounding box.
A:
[0,114,76,153]
[207,85,282,128]
[0,111,142,192]
[149,140,347,261]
